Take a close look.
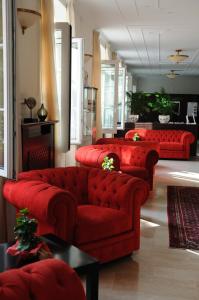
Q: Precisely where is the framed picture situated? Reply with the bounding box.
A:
[187,102,198,116]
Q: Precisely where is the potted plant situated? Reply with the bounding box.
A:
[7,208,52,260]
[126,91,149,123]
[102,156,115,171]
[147,88,174,123]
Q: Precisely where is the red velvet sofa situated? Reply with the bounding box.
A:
[96,137,160,153]
[125,129,195,159]
[3,167,149,263]
[0,259,86,300]
[76,144,159,190]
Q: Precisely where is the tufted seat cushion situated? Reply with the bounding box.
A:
[160,142,184,151]
[75,205,131,245]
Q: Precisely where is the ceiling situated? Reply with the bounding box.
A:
[76,0,199,76]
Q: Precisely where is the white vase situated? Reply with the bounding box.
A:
[158,115,170,123]
[129,114,139,123]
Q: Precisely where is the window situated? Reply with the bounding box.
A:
[54,22,71,151]
[101,60,119,133]
[71,38,83,144]
[0,0,13,177]
[101,60,126,133]
[117,67,126,129]
[54,0,83,146]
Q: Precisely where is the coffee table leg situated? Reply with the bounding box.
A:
[86,263,99,300]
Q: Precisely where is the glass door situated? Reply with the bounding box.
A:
[117,66,126,129]
[71,38,83,144]
[101,60,118,133]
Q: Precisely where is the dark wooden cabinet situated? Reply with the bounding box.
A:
[21,121,56,171]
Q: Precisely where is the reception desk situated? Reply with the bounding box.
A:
[115,122,198,156]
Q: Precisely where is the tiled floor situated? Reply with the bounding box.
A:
[98,158,199,300]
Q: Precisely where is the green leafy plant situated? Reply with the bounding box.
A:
[147,88,175,115]
[14,208,40,252]
[102,156,115,171]
[126,91,150,115]
[133,133,140,141]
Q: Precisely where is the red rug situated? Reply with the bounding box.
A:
[167,186,199,250]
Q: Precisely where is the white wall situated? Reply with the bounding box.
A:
[136,75,199,94]
[16,0,41,173]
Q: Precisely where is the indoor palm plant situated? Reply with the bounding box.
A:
[126,91,149,122]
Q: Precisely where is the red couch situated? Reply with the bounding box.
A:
[0,259,86,300]
[3,167,149,263]
[125,129,195,159]
[76,144,159,190]
[96,137,160,153]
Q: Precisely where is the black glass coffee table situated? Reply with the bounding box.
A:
[0,234,99,300]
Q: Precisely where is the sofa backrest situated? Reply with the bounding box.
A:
[125,129,186,143]
[75,145,120,170]
[0,259,86,300]
[87,167,142,212]
[18,167,89,205]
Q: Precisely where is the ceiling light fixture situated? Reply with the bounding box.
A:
[168,49,189,64]
[166,70,180,79]
[17,8,41,34]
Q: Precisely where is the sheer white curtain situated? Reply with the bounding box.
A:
[41,0,72,159]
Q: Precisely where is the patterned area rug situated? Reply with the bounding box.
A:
[167,186,199,250]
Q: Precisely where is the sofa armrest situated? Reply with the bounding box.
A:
[3,180,77,242]
[75,146,120,171]
[180,132,195,145]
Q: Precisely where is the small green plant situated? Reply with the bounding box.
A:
[133,133,140,141]
[147,88,175,115]
[14,208,40,252]
[102,156,115,171]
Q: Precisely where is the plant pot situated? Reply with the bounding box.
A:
[158,115,170,124]
[129,114,139,123]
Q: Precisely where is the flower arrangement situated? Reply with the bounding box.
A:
[102,156,115,171]
[7,208,51,259]
[133,133,140,141]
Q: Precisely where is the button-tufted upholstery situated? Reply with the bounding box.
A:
[125,129,195,159]
[3,167,149,263]
[96,137,160,153]
[76,144,159,190]
[0,259,86,300]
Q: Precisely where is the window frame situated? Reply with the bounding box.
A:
[70,37,84,145]
[0,0,13,177]
[101,59,119,134]
[117,66,126,130]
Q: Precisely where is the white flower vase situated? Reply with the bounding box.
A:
[129,114,139,123]
[158,115,170,124]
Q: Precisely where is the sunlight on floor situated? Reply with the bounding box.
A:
[169,171,199,183]
[141,219,160,227]
[186,249,199,256]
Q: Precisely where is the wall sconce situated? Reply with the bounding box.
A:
[17,8,41,34]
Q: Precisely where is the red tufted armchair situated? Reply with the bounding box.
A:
[0,259,86,300]
[125,129,195,159]
[75,144,159,190]
[3,167,149,263]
